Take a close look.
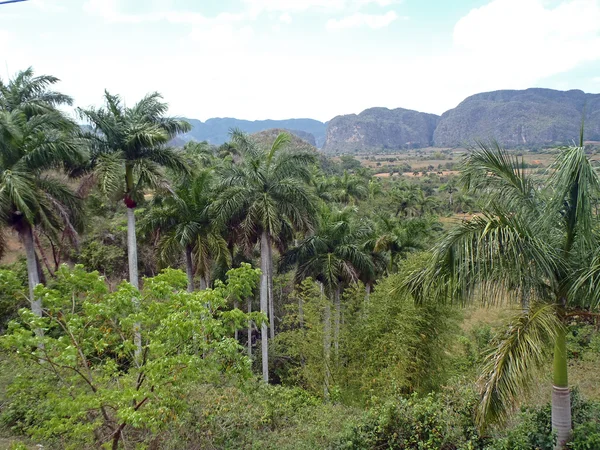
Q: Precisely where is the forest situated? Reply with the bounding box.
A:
[0,68,599,450]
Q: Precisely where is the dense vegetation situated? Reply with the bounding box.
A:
[0,68,599,450]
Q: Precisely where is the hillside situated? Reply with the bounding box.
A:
[180,117,325,147]
[434,88,600,148]
[322,107,439,154]
[250,128,318,152]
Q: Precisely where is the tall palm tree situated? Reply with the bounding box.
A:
[281,206,375,394]
[0,68,86,318]
[79,91,191,291]
[214,130,317,382]
[407,139,600,448]
[141,169,229,292]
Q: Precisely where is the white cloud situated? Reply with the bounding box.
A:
[30,0,67,12]
[83,0,245,25]
[447,0,600,91]
[326,10,399,30]
[279,12,292,23]
[0,30,12,54]
[242,0,400,14]
[189,24,254,50]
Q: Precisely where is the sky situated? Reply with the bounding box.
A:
[1,0,600,122]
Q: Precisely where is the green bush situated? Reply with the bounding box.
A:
[1,264,262,449]
[339,389,486,449]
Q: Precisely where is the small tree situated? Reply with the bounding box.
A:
[2,263,262,449]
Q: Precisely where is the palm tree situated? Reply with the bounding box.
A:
[0,68,86,319]
[141,169,229,292]
[214,130,317,382]
[407,140,600,448]
[79,91,191,291]
[281,206,375,394]
[333,170,368,204]
[374,215,433,273]
[390,183,425,217]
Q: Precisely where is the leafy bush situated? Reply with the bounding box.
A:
[1,263,262,449]
[0,268,27,333]
[339,388,486,449]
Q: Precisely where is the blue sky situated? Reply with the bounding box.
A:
[1,0,599,121]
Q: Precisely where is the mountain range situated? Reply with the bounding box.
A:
[181,88,600,153]
[179,117,327,148]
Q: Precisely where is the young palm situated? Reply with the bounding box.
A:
[141,169,229,292]
[0,68,86,317]
[214,130,317,382]
[407,138,600,448]
[79,91,191,290]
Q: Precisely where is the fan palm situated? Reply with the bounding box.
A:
[141,169,229,292]
[214,130,317,382]
[0,68,86,318]
[78,91,191,290]
[407,138,600,448]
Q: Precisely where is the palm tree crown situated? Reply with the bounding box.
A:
[79,91,191,208]
[141,169,229,291]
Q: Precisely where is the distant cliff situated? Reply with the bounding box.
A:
[433,88,600,148]
[322,107,439,153]
[177,88,600,153]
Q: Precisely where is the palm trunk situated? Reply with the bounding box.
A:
[126,206,142,361]
[333,285,341,357]
[552,326,571,449]
[267,243,275,340]
[126,207,139,289]
[247,298,252,358]
[185,245,194,293]
[199,276,207,290]
[234,300,239,341]
[260,231,270,382]
[20,224,42,319]
[321,282,331,399]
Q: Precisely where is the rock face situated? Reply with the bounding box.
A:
[180,117,326,147]
[322,107,440,153]
[434,88,600,148]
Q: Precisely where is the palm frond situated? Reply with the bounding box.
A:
[477,303,562,428]
[462,141,538,212]
[408,211,559,305]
